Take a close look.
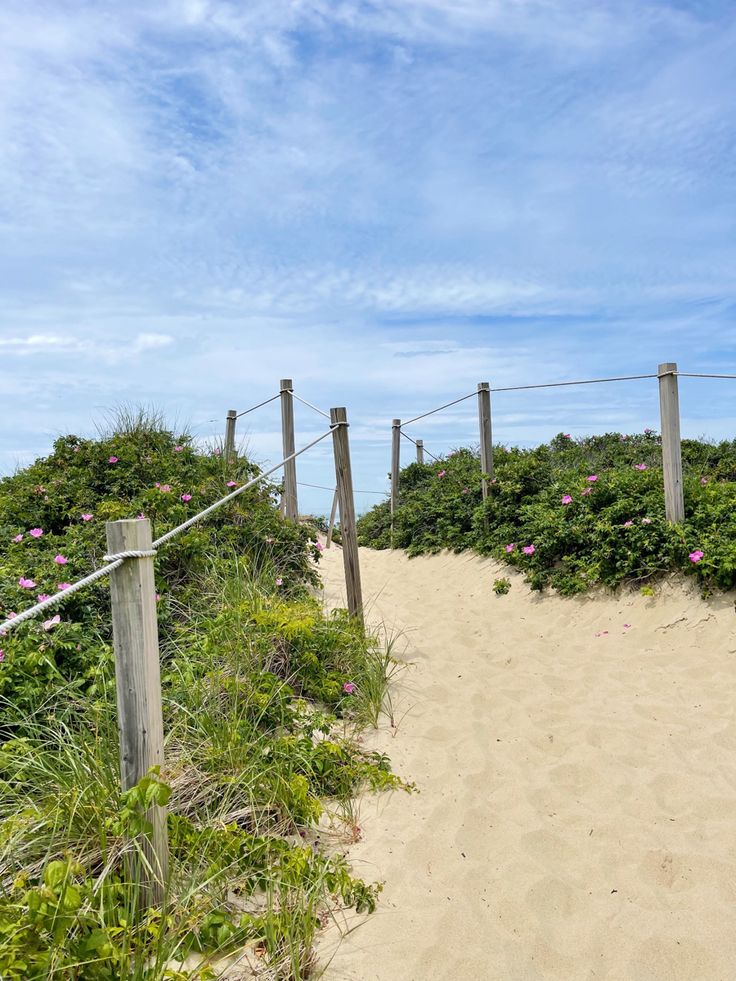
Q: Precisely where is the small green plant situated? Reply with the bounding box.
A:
[493,577,511,595]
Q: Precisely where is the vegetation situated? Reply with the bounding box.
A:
[357,430,736,596]
[0,413,403,979]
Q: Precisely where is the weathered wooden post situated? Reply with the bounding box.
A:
[330,407,363,625]
[326,489,339,548]
[106,518,169,907]
[416,439,425,464]
[391,419,401,517]
[224,409,237,460]
[658,362,685,523]
[477,382,494,498]
[280,379,298,521]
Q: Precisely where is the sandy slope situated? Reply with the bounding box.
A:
[317,546,736,981]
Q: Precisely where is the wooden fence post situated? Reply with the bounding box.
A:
[280,379,298,521]
[330,408,363,625]
[106,518,168,907]
[416,439,425,464]
[658,362,685,523]
[477,382,494,498]
[224,409,237,460]
[391,419,401,518]
[326,489,339,548]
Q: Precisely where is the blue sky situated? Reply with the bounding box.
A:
[1,0,735,514]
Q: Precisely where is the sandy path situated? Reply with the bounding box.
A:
[317,546,736,981]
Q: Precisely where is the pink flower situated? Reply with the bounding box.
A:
[700,477,708,486]
[81,513,93,521]
[623,624,631,630]
[174,446,184,452]
[108,456,118,464]
[343,682,356,694]
[57,583,71,591]
[522,545,535,555]
[641,517,652,524]
[275,577,283,586]
[563,433,571,439]
[0,650,4,662]
[18,577,36,589]
[634,463,647,471]
[505,543,515,553]
[688,550,704,563]
[437,470,446,478]
[581,487,592,496]
[156,594,162,602]
[12,534,23,543]
[160,484,171,493]
[227,481,238,487]
[213,448,221,456]
[587,475,598,482]
[644,428,653,434]
[37,594,51,603]
[54,555,68,565]
[29,528,43,538]
[315,542,324,552]
[561,495,573,505]
[181,493,192,502]
[623,520,633,527]
[137,513,146,520]
[154,482,161,488]
[42,615,61,631]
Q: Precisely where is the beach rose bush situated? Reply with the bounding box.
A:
[357,432,736,595]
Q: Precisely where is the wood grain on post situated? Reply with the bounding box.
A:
[416,439,425,464]
[106,518,169,907]
[658,362,685,523]
[477,382,494,498]
[224,409,237,460]
[330,408,364,625]
[326,489,339,548]
[280,379,298,521]
[391,419,401,517]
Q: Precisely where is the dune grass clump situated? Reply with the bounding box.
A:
[357,431,736,595]
[0,414,403,979]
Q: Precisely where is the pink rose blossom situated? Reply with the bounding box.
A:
[343,682,356,694]
[0,650,4,662]
[174,446,184,452]
[587,475,598,482]
[18,577,36,589]
[29,528,43,538]
[108,456,118,464]
[54,555,68,565]
[700,477,708,486]
[12,534,23,543]
[181,493,192,502]
[505,543,515,553]
[644,428,653,434]
[42,615,61,631]
[81,513,93,521]
[315,542,324,552]
[563,433,571,439]
[522,545,535,555]
[437,470,446,478]
[227,481,238,487]
[37,594,51,603]
[160,484,171,493]
[634,463,647,471]
[156,594,162,602]
[688,550,704,563]
[57,583,71,591]
[623,520,633,527]
[561,495,573,505]
[137,513,146,520]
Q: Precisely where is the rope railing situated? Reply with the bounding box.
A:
[401,391,476,427]
[400,430,442,464]
[491,372,659,393]
[0,427,337,636]
[293,393,331,420]
[676,372,736,380]
[297,480,386,496]
[235,393,280,419]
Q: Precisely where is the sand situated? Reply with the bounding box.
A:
[316,546,736,981]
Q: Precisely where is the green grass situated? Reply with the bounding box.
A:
[0,412,404,979]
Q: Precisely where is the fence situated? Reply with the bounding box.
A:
[0,399,364,907]
[390,362,736,526]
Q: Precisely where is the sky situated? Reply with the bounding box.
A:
[1,0,735,515]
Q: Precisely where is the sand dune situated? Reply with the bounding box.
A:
[317,546,736,981]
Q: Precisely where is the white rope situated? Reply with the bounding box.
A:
[103,549,157,562]
[235,393,280,419]
[401,391,477,427]
[292,393,331,420]
[492,373,658,393]
[0,427,337,636]
[676,372,736,380]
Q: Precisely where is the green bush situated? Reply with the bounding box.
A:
[357,431,735,595]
